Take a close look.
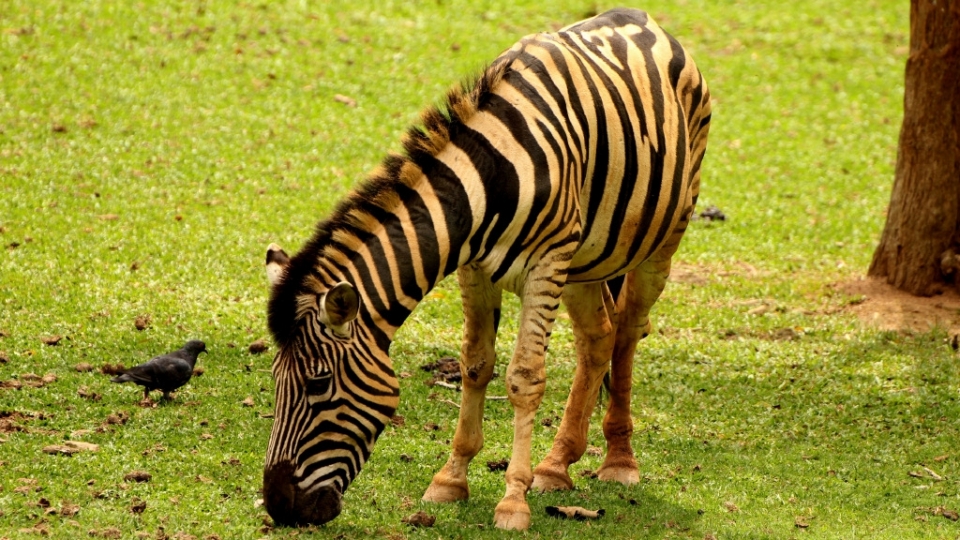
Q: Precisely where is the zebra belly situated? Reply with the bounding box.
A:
[566,187,690,284]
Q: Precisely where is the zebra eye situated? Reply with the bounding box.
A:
[305,374,333,398]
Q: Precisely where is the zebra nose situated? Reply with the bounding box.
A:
[263,461,342,526]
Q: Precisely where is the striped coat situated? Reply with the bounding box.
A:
[263,8,710,530]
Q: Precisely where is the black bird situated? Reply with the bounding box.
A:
[111,340,206,400]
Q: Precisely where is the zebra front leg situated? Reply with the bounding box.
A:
[597,255,671,484]
[423,264,501,503]
[532,282,617,491]
[494,262,568,530]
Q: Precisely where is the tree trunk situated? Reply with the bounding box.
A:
[868,0,960,296]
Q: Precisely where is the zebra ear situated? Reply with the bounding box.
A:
[319,282,360,329]
[266,243,290,286]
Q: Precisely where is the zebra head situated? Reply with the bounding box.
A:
[261,244,400,526]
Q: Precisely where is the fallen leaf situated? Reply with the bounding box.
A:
[105,412,128,425]
[545,506,606,520]
[43,441,99,455]
[130,497,147,514]
[78,386,102,401]
[98,214,119,221]
[124,470,152,483]
[486,459,509,472]
[41,335,62,346]
[334,94,357,107]
[401,510,436,527]
[192,367,205,377]
[242,397,255,407]
[75,363,94,372]
[100,363,126,376]
[795,516,811,528]
[248,339,268,354]
[60,502,80,517]
[134,315,151,331]
[723,501,740,513]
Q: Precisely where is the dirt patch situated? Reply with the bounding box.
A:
[837,277,960,334]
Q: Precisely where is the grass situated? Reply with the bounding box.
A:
[2,0,958,538]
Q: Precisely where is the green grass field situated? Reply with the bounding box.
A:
[3,0,959,538]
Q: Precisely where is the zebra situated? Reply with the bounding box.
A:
[262,7,711,530]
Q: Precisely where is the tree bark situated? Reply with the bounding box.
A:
[868,0,960,296]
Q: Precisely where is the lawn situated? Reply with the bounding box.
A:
[3,0,958,539]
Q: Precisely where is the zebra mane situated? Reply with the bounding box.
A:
[267,59,511,346]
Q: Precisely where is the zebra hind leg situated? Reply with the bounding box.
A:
[532,281,617,492]
[596,255,672,484]
[422,264,501,503]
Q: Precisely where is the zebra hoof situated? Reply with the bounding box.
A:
[422,478,468,503]
[493,500,531,530]
[531,470,574,492]
[596,464,640,485]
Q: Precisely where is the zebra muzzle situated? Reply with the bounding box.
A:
[263,461,343,526]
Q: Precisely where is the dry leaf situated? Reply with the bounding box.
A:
[486,459,509,472]
[134,315,151,331]
[401,510,436,527]
[60,502,80,517]
[78,386,102,401]
[43,441,99,455]
[75,363,94,372]
[545,506,606,520]
[242,396,255,407]
[248,339,267,354]
[105,412,128,425]
[124,470,152,483]
[130,497,147,514]
[723,501,740,513]
[334,94,357,107]
[100,363,126,376]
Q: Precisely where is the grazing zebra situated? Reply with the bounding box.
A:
[262,8,711,530]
